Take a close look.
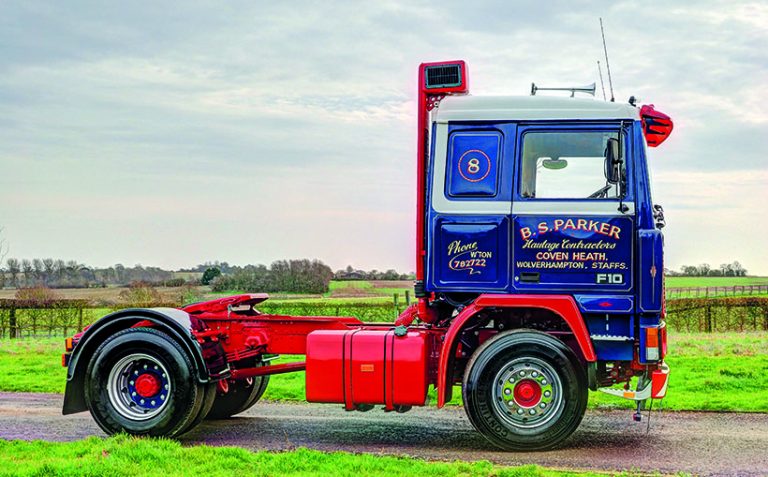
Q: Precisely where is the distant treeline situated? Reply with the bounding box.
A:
[668,261,748,277]
[1,259,174,289]
[209,259,333,294]
[332,265,414,281]
[1,257,413,294]
[179,262,414,281]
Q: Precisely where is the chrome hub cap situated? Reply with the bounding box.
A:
[107,353,171,420]
[492,357,564,429]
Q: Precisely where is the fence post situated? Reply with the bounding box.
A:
[763,307,768,331]
[78,308,84,332]
[9,307,17,339]
[393,293,399,317]
[706,304,712,333]
[405,290,411,306]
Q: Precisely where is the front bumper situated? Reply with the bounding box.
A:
[598,362,670,401]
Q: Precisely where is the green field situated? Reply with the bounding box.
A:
[2,332,766,412]
[0,435,602,477]
[327,280,412,298]
[665,276,768,288]
[226,277,768,301]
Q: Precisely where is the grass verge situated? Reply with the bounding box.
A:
[1,333,766,412]
[0,434,605,477]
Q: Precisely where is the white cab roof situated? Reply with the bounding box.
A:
[434,95,640,122]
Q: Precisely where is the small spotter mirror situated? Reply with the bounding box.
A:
[541,158,568,170]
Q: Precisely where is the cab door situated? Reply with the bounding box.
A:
[511,122,635,294]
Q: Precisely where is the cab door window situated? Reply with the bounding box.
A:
[520,131,624,199]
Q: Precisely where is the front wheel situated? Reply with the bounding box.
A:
[462,330,588,451]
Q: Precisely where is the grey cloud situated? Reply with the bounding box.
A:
[0,0,765,273]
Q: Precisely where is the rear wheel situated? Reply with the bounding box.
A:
[84,328,206,437]
[463,330,588,451]
[207,362,270,419]
[179,382,217,433]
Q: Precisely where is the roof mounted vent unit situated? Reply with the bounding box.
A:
[424,63,463,90]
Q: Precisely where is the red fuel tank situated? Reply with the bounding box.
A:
[305,329,432,410]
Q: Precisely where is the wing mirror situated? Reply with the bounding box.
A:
[604,138,621,184]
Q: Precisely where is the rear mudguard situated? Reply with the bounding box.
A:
[62,307,227,415]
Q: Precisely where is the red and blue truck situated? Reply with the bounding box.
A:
[62,61,673,450]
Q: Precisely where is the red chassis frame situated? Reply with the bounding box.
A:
[179,293,597,410]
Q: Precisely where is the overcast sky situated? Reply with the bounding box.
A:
[1,1,766,274]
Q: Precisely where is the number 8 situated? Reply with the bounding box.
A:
[467,158,480,174]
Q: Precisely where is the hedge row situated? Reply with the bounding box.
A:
[256,302,406,323]
[2,297,766,338]
[665,297,768,332]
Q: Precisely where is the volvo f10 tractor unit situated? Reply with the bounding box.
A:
[62,61,673,451]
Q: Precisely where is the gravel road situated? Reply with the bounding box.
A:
[1,392,766,476]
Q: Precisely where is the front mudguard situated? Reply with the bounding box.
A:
[63,307,228,415]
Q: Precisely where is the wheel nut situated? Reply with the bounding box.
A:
[529,409,536,415]
[544,391,551,397]
[504,388,511,395]
[540,403,546,408]
[160,395,165,400]
[532,371,538,377]
[151,401,156,406]
[541,380,547,385]
[130,381,134,385]
[517,409,524,415]
[140,399,145,404]
[519,371,525,376]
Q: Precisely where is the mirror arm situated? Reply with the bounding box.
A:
[616,124,628,213]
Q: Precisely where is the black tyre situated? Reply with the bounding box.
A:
[84,328,205,437]
[179,382,217,434]
[462,330,588,451]
[207,364,269,420]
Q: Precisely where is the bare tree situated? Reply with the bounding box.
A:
[32,258,45,284]
[6,258,20,287]
[43,258,55,284]
[21,259,33,287]
[731,261,747,277]
[0,227,7,264]
[697,263,711,276]
[55,259,66,282]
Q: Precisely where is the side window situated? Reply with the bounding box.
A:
[446,131,501,197]
[520,131,624,199]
